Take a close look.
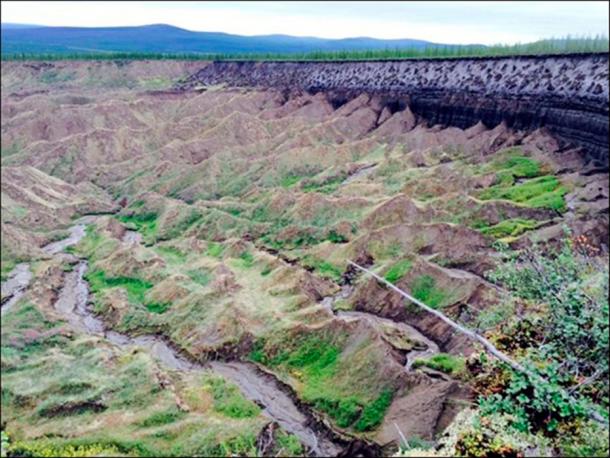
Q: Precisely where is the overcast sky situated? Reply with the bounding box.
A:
[2,1,608,45]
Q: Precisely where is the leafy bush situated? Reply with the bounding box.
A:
[481,238,609,435]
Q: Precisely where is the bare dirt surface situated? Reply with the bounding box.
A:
[1,59,608,455]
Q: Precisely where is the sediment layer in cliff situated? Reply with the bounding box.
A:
[179,54,609,167]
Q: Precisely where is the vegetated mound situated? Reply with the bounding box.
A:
[1,59,608,457]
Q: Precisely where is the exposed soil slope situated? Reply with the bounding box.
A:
[180,54,610,166]
[1,59,608,456]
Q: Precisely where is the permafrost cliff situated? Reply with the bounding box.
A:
[180,53,609,167]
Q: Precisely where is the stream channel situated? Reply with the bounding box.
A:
[1,216,444,456]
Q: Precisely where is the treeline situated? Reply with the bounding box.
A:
[2,35,608,61]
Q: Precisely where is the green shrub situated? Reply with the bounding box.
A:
[481,239,609,434]
[118,212,158,239]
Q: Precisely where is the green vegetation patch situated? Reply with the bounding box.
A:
[155,245,187,263]
[86,269,170,314]
[478,175,567,212]
[410,275,446,309]
[139,407,186,428]
[250,335,393,431]
[206,241,225,258]
[118,212,158,240]
[479,218,541,239]
[412,353,466,375]
[186,269,211,287]
[491,154,543,185]
[238,251,255,268]
[202,374,261,419]
[384,259,413,284]
[301,256,343,282]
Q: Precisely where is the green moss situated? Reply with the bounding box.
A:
[493,155,542,179]
[118,212,158,241]
[479,218,541,239]
[412,353,465,375]
[238,251,255,268]
[411,275,446,309]
[479,175,567,212]
[86,269,152,304]
[206,241,225,258]
[251,334,391,431]
[280,174,302,188]
[138,407,186,427]
[202,375,260,419]
[86,269,170,314]
[301,256,343,282]
[353,388,394,432]
[301,174,345,194]
[384,259,413,284]
[274,430,304,456]
[145,302,171,314]
[186,269,211,286]
[155,246,186,263]
[260,265,273,277]
[327,230,348,244]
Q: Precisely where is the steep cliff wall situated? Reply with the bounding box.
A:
[180,54,609,167]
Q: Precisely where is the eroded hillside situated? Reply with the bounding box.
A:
[1,58,608,457]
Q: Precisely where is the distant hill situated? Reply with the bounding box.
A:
[1,22,46,29]
[0,23,452,55]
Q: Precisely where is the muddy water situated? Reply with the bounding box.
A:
[211,361,340,456]
[0,263,33,315]
[46,221,341,457]
[43,217,96,254]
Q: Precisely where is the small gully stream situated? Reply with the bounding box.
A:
[1,219,342,457]
[0,215,446,457]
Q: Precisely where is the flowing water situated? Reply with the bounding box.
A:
[39,219,342,457]
[0,263,32,315]
[1,215,440,456]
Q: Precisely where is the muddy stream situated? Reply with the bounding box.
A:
[1,219,443,456]
[1,222,341,457]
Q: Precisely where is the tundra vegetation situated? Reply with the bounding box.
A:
[0,58,608,457]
